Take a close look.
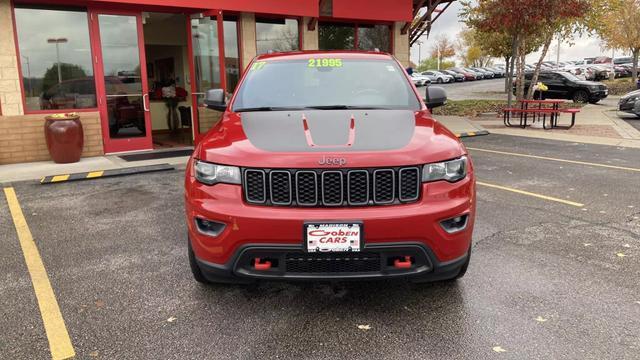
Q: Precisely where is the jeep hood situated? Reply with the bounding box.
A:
[196,109,465,168]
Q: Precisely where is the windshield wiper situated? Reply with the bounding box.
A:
[234,106,303,112]
[304,105,391,110]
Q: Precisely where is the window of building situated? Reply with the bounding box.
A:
[319,22,391,52]
[357,24,390,52]
[319,22,355,50]
[256,17,300,55]
[14,6,96,111]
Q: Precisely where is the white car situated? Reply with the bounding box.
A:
[411,73,431,87]
[421,70,454,84]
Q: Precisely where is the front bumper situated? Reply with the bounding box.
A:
[195,242,469,282]
[591,90,608,101]
[619,98,639,114]
[185,172,475,281]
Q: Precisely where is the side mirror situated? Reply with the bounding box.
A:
[204,89,226,111]
[425,86,447,109]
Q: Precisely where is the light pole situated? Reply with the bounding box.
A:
[21,55,32,97]
[556,37,560,69]
[47,38,68,84]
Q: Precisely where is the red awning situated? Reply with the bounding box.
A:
[332,0,413,22]
[87,0,319,17]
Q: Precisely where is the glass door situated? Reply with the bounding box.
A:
[187,14,240,144]
[90,11,152,153]
[188,15,223,144]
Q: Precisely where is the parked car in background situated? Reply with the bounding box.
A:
[588,65,611,81]
[594,56,612,64]
[449,67,477,81]
[442,69,465,82]
[470,67,494,78]
[464,68,484,79]
[484,67,505,77]
[411,73,431,87]
[614,57,633,65]
[421,70,454,84]
[614,65,631,78]
[618,89,640,117]
[517,71,609,103]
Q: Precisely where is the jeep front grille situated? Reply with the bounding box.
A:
[242,167,421,207]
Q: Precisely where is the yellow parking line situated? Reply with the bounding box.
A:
[477,181,584,207]
[3,188,75,360]
[467,147,640,173]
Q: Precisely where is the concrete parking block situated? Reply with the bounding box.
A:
[39,163,175,184]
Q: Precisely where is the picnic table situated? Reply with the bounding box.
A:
[503,99,580,129]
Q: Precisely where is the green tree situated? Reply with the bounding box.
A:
[318,26,355,50]
[42,63,88,92]
[417,57,455,72]
[597,0,640,80]
[462,0,595,103]
[457,29,493,67]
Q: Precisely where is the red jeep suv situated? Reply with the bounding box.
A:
[185,51,475,284]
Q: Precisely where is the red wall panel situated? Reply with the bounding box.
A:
[332,0,413,22]
[87,0,319,17]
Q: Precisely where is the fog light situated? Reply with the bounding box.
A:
[195,217,226,237]
[440,214,469,234]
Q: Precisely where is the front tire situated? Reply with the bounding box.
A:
[573,90,589,103]
[188,239,210,284]
[445,247,470,281]
[437,78,443,84]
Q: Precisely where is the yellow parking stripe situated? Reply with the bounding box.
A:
[3,188,75,360]
[468,147,640,173]
[51,175,70,182]
[86,171,104,179]
[477,181,584,207]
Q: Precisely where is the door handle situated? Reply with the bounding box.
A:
[143,93,149,112]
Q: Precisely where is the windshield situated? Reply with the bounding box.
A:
[232,58,421,111]
[558,71,581,82]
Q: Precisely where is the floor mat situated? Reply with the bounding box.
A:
[118,149,193,162]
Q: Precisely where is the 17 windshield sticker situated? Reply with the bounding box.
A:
[308,58,343,68]
[251,61,266,71]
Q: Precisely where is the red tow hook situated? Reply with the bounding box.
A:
[394,256,412,269]
[254,258,272,271]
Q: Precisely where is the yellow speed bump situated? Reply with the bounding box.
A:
[3,187,75,360]
[477,181,584,207]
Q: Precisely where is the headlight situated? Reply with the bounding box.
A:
[627,96,639,103]
[194,160,241,185]
[422,156,468,183]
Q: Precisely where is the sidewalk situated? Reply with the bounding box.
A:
[437,116,490,137]
[472,101,640,149]
[0,149,190,184]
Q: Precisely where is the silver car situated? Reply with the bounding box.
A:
[421,70,454,84]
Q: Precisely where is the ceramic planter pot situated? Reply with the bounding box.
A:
[44,114,84,164]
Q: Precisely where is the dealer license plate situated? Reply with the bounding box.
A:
[305,223,362,253]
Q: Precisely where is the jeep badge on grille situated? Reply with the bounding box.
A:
[318,156,347,166]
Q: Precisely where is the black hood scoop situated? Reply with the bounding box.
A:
[240,110,415,152]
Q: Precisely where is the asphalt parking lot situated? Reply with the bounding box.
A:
[1,134,639,359]
[417,78,507,100]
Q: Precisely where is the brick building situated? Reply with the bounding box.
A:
[0,0,446,164]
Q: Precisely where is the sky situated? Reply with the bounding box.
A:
[409,2,625,66]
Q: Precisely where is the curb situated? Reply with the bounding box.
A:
[40,163,175,184]
[456,130,490,138]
